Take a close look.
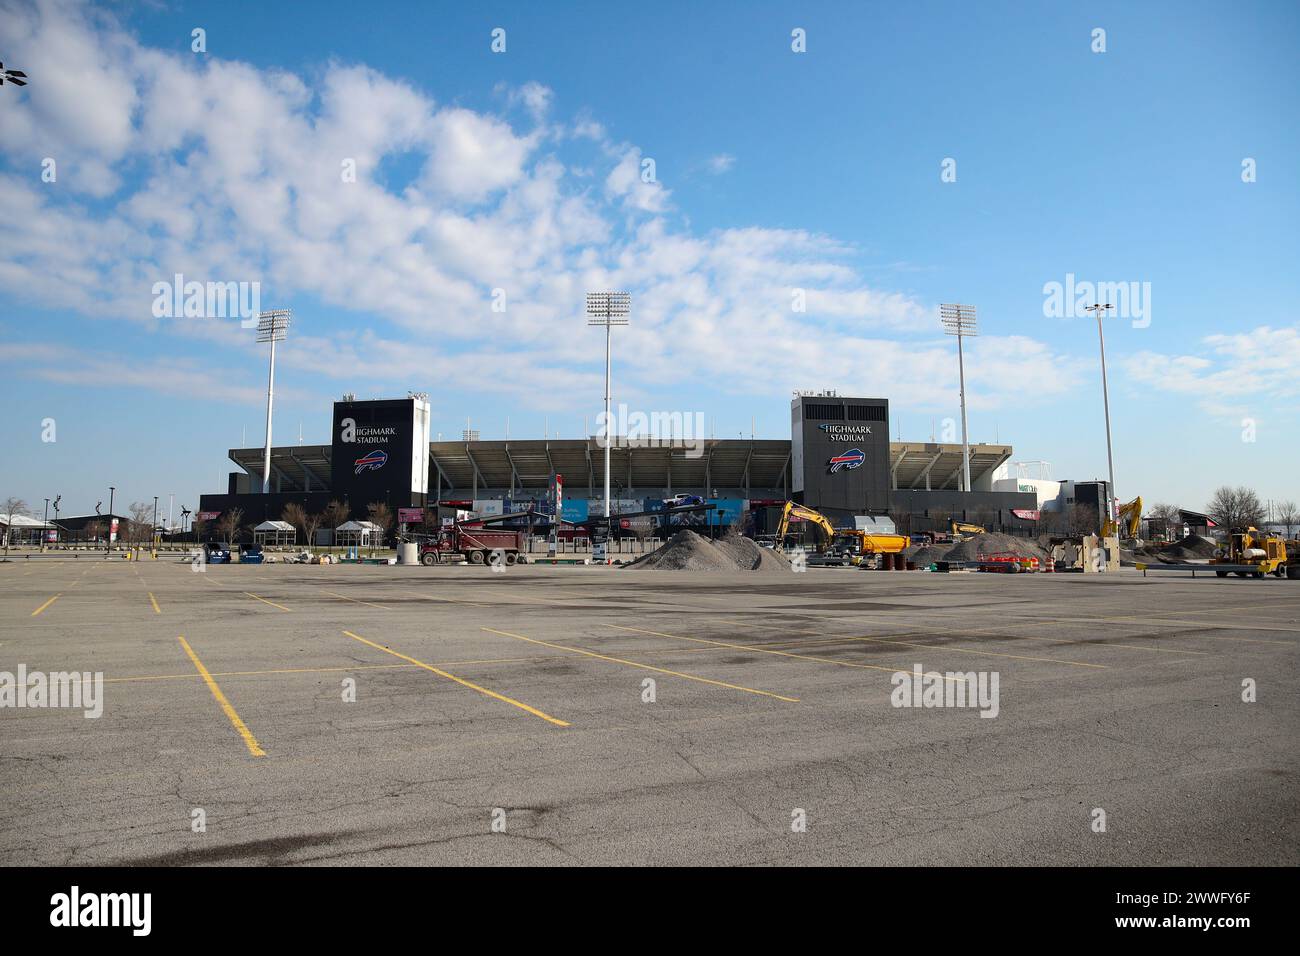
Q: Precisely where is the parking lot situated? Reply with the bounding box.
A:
[1,556,1296,866]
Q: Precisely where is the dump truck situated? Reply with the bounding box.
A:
[419,523,528,566]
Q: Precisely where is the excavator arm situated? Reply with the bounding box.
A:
[1102,496,1143,539]
[775,501,836,548]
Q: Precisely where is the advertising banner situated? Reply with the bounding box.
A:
[397,508,424,524]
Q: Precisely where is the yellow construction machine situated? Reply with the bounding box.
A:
[1101,496,1143,540]
[950,521,985,539]
[1211,527,1295,579]
[773,502,907,565]
[774,502,836,549]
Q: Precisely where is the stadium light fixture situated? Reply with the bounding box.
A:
[586,292,630,520]
[1085,302,1117,522]
[256,310,291,495]
[940,303,978,493]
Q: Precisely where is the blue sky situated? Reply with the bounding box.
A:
[1,0,1297,521]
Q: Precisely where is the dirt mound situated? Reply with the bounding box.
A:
[714,534,791,572]
[906,543,955,566]
[1159,534,1217,560]
[625,530,790,572]
[945,532,1051,563]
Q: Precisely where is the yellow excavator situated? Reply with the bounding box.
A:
[774,502,836,549]
[950,521,985,539]
[1101,496,1143,540]
[774,502,908,565]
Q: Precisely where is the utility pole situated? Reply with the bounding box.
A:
[586,291,630,520]
[940,304,978,492]
[1086,303,1117,522]
[256,310,291,494]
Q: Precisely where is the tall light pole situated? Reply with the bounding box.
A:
[42,498,49,552]
[1086,302,1117,522]
[152,496,159,549]
[940,303,978,492]
[107,486,115,553]
[586,291,630,519]
[256,310,291,494]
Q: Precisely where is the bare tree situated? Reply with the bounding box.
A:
[1206,486,1265,530]
[323,499,350,528]
[366,502,394,553]
[888,509,913,536]
[2,497,30,559]
[282,502,307,545]
[1069,503,1100,536]
[128,501,154,545]
[84,519,104,547]
[216,508,244,547]
[1148,502,1182,540]
[1275,500,1298,539]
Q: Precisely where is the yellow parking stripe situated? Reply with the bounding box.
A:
[343,630,570,727]
[148,592,161,614]
[177,636,267,758]
[245,592,291,611]
[604,623,966,682]
[482,626,800,702]
[322,589,389,610]
[31,594,60,617]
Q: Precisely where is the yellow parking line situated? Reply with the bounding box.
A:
[482,626,800,702]
[717,616,1113,665]
[322,589,389,610]
[605,623,965,682]
[343,630,570,727]
[834,634,1108,668]
[177,636,266,758]
[148,592,161,614]
[31,594,60,617]
[245,592,291,611]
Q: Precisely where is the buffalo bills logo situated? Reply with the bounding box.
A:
[827,448,865,473]
[354,449,388,474]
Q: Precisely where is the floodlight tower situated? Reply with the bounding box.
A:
[256,310,291,495]
[586,291,630,519]
[940,303,978,492]
[1085,302,1117,522]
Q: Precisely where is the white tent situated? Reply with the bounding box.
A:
[253,519,296,546]
[334,520,380,547]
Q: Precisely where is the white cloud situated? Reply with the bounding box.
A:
[1123,325,1300,411]
[0,0,1080,420]
[706,153,736,174]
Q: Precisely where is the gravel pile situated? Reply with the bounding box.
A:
[905,543,956,566]
[625,530,791,572]
[945,532,1052,563]
[1159,534,1217,560]
[714,534,791,572]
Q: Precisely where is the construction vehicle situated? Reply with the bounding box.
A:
[1101,496,1143,540]
[772,503,907,566]
[1211,527,1294,579]
[419,522,527,566]
[832,528,910,566]
[950,521,985,539]
[774,502,836,550]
